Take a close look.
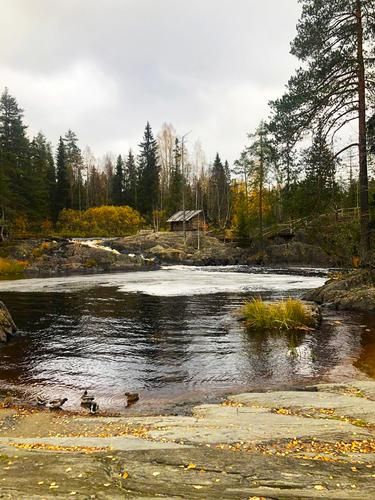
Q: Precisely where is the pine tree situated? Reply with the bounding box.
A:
[112,154,124,205]
[246,122,275,243]
[137,122,160,217]
[64,130,83,210]
[270,0,375,256]
[55,136,70,215]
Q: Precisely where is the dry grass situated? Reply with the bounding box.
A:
[242,297,314,331]
[0,257,28,275]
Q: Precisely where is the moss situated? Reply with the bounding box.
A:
[84,258,98,268]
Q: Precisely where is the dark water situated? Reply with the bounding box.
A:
[0,267,375,413]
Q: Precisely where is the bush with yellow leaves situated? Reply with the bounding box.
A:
[57,206,144,237]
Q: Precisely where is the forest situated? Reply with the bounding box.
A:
[0,0,374,259]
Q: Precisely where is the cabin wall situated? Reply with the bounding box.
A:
[169,217,205,232]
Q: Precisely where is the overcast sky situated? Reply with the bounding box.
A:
[0,0,302,165]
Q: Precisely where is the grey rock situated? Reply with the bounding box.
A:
[0,301,17,343]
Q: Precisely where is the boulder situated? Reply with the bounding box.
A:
[0,301,17,342]
[304,270,375,312]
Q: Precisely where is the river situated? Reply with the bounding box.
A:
[0,265,374,413]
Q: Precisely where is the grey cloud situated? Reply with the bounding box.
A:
[0,0,301,163]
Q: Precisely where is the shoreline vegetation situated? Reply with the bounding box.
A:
[240,297,319,331]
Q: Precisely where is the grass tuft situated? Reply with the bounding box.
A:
[242,297,315,331]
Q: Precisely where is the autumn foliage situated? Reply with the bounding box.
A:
[56,206,144,237]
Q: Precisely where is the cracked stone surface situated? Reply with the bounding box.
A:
[1,380,375,498]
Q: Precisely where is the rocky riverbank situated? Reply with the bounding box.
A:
[304,269,375,312]
[0,231,336,277]
[108,231,333,267]
[0,238,159,277]
[1,381,375,498]
[0,301,17,343]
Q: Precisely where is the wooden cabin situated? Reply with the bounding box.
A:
[167,210,205,232]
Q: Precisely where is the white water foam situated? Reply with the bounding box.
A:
[0,266,326,296]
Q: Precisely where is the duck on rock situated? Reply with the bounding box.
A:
[125,392,139,406]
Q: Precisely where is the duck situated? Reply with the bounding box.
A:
[81,390,95,404]
[125,392,139,405]
[89,401,99,414]
[47,398,68,410]
[37,396,47,406]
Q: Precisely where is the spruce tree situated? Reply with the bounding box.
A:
[55,136,70,215]
[137,122,160,217]
[124,149,138,207]
[112,154,124,205]
[302,127,338,215]
[208,153,231,229]
[28,132,56,221]
[0,88,30,218]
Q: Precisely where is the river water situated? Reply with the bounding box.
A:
[0,265,374,413]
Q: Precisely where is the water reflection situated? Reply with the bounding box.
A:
[0,286,374,412]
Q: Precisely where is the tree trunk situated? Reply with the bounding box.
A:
[356,0,370,258]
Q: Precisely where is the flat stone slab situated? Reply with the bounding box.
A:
[2,382,375,498]
[229,389,375,424]
[147,404,371,444]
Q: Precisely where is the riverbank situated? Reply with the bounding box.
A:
[304,269,375,312]
[0,232,335,277]
[1,381,375,498]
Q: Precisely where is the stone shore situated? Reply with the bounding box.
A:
[1,381,375,498]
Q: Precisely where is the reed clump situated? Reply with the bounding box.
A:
[0,257,28,276]
[242,297,315,331]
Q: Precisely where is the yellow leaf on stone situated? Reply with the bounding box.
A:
[65,467,72,472]
[122,471,129,479]
[192,485,203,489]
[314,485,325,490]
[187,463,197,469]
[152,472,160,476]
[37,481,44,485]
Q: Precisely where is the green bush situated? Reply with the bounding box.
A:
[242,297,314,331]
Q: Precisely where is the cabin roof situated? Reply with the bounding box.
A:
[167,210,203,222]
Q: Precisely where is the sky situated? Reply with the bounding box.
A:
[0,0,302,165]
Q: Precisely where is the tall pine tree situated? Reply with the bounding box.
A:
[270,0,375,256]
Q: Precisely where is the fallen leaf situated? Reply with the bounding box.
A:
[187,463,197,469]
[192,485,203,489]
[314,485,325,490]
[152,471,160,476]
[122,471,129,479]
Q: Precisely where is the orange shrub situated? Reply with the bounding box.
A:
[57,206,144,237]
